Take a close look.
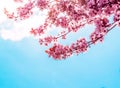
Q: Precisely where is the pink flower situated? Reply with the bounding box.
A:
[17,1,34,19]
[55,17,69,28]
[36,0,48,10]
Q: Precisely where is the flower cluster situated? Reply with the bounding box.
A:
[90,18,109,43]
[95,18,109,28]
[4,0,120,59]
[36,0,48,10]
[45,38,88,59]
[55,16,69,28]
[114,9,120,22]
[72,38,88,54]
[17,1,34,19]
[90,28,108,43]
[39,36,57,46]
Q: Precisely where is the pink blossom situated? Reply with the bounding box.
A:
[17,1,34,19]
[36,0,48,10]
[55,17,69,28]
[4,0,120,59]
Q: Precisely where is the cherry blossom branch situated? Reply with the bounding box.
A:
[45,21,118,59]
[3,0,120,60]
[88,22,117,46]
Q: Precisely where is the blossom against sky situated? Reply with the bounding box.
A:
[0,0,48,41]
[0,1,120,88]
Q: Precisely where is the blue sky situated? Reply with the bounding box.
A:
[0,25,120,88]
[0,1,120,88]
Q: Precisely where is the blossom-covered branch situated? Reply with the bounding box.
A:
[4,0,120,59]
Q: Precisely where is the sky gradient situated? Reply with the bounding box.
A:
[0,26,120,88]
[0,1,120,88]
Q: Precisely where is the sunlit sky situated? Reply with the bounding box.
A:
[0,1,120,88]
